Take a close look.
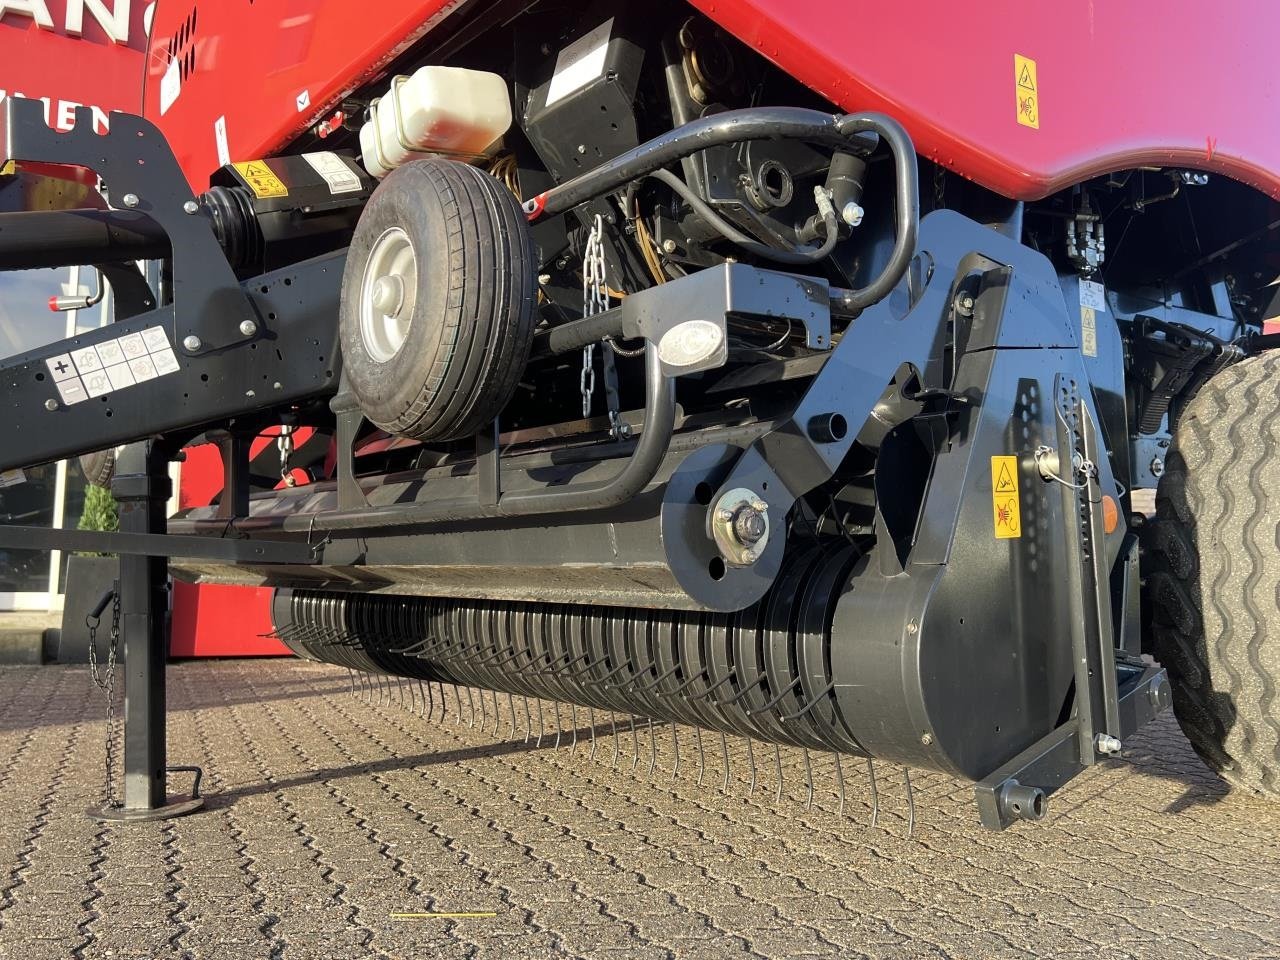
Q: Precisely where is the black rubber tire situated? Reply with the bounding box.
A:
[338,157,536,442]
[79,448,117,488]
[1142,351,1280,795]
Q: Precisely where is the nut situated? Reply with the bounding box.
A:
[120,193,140,209]
[44,398,58,412]
[183,200,200,215]
[182,335,202,353]
[662,238,679,255]
[239,319,258,337]
[1094,733,1123,756]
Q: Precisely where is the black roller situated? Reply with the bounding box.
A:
[271,542,877,758]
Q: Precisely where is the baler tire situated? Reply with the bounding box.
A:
[339,157,536,442]
[1141,350,1280,796]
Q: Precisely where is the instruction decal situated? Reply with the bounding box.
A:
[44,327,181,407]
[303,152,362,194]
[991,455,1022,539]
[1014,54,1039,129]
[233,160,288,199]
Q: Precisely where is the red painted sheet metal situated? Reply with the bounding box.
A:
[143,0,471,188]
[170,582,289,657]
[688,0,1280,200]
[0,1,147,129]
[148,0,1280,200]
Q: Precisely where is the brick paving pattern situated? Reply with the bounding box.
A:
[0,660,1277,959]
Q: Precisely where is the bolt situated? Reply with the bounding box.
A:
[958,294,975,315]
[741,547,759,564]
[841,201,864,228]
[717,507,736,522]
[920,732,934,746]
[732,507,767,545]
[751,499,768,514]
[239,319,258,337]
[906,619,919,635]
[183,199,199,215]
[121,193,140,208]
[577,144,587,155]
[182,335,202,353]
[273,381,283,390]
[662,238,678,254]
[1150,456,1165,478]
[44,398,58,411]
[537,273,552,286]
[1094,733,1123,755]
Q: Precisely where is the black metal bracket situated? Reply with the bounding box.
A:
[0,524,319,563]
[1,97,255,351]
[974,662,1172,829]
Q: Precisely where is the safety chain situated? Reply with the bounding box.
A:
[278,425,297,487]
[86,590,121,809]
[580,215,609,418]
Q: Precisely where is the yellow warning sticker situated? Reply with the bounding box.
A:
[1081,305,1098,358]
[1014,54,1039,129]
[991,455,1022,539]
[232,160,288,199]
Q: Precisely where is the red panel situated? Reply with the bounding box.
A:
[143,0,469,188]
[1,1,146,128]
[687,0,1280,201]
[170,582,289,658]
[147,0,1280,200]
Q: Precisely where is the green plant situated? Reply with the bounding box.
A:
[76,482,118,555]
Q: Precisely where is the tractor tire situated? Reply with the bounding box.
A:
[1142,351,1280,795]
[338,156,536,442]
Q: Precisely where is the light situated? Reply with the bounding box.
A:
[656,319,726,375]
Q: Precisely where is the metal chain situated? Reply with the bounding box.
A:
[580,215,608,418]
[86,591,121,809]
[277,425,297,487]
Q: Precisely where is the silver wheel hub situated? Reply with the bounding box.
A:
[358,226,418,363]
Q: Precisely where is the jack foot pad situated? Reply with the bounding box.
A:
[86,796,205,822]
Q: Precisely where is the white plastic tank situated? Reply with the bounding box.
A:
[361,66,513,178]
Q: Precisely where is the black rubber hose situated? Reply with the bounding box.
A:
[647,168,840,266]
[527,108,880,218]
[832,114,919,312]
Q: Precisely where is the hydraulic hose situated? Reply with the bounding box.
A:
[832,114,919,312]
[646,169,840,266]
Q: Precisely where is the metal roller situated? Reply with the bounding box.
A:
[271,544,876,760]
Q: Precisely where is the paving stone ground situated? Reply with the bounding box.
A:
[0,659,1278,960]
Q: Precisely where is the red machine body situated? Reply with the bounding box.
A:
[145,0,1280,199]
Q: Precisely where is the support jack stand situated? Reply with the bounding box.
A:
[86,441,206,824]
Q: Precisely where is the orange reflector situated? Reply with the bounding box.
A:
[1102,495,1119,534]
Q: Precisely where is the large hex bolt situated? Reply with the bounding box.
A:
[710,488,771,567]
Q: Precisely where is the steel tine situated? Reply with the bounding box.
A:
[407,677,416,713]
[904,766,915,838]
[491,689,501,736]
[866,757,880,828]
[610,712,620,767]
[746,738,757,796]
[466,687,476,729]
[418,680,428,718]
[379,674,388,706]
[695,726,706,787]
[629,715,640,771]
[647,719,657,779]
[833,752,846,818]
[396,676,405,709]
[521,695,532,744]
[670,722,680,781]
[570,703,579,754]
[720,731,730,793]
[478,686,488,729]
[504,691,515,737]
[553,700,563,750]
[774,744,784,805]
[348,668,355,697]
[535,699,545,748]
[588,705,599,761]
[803,748,815,811]
[452,685,464,725]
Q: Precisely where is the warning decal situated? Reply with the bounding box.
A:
[1014,54,1039,129]
[1081,306,1098,358]
[232,161,288,199]
[991,455,1022,539]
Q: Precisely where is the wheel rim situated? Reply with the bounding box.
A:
[358,226,418,363]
